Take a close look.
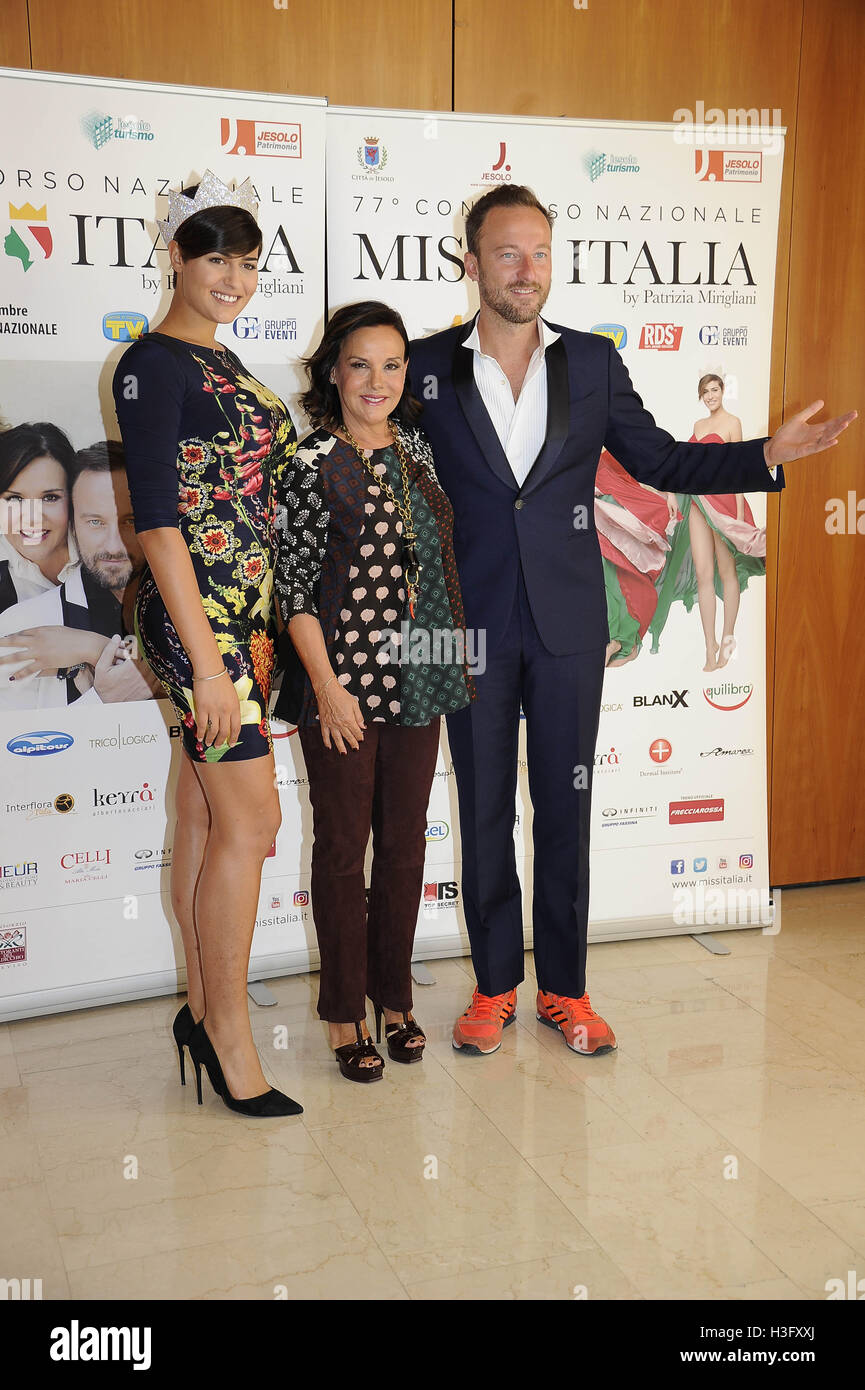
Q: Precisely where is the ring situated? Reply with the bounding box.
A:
[206,718,212,727]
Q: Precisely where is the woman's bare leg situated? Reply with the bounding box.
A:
[714,531,740,665]
[191,750,282,1100]
[169,753,211,1022]
[689,505,720,670]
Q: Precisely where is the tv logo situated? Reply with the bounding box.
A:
[102,311,148,342]
[591,323,628,350]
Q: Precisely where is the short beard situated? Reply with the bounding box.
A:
[84,557,134,591]
[476,266,550,324]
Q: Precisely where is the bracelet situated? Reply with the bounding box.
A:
[192,668,229,682]
[316,675,336,699]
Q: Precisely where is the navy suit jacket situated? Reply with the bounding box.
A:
[408,316,785,656]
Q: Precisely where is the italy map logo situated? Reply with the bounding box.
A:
[4,202,53,272]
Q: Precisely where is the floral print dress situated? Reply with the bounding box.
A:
[112,331,297,760]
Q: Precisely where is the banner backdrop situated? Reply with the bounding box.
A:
[327,107,784,944]
[0,69,326,1018]
[0,77,784,1019]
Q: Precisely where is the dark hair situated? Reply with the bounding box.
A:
[0,421,77,495]
[170,182,262,287]
[465,184,553,258]
[698,373,725,398]
[73,440,126,481]
[301,301,422,429]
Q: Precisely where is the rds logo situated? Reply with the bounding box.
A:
[103,311,148,342]
[591,323,628,350]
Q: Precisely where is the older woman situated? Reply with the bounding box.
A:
[273,300,473,1082]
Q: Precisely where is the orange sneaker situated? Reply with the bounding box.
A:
[536,991,617,1055]
[452,987,517,1055]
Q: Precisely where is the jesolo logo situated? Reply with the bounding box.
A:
[221,117,302,158]
[3,202,52,273]
[695,149,763,183]
[357,136,388,171]
[80,110,154,149]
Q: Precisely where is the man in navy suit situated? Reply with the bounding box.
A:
[409,184,854,1058]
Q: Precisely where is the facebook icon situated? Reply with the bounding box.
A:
[670,859,685,875]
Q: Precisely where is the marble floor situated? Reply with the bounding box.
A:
[1,880,864,1301]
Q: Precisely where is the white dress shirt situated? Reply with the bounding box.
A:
[463,315,560,488]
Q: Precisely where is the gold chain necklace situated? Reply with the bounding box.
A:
[342,423,421,617]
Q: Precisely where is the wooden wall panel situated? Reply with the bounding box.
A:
[770,0,865,883]
[26,0,453,111]
[0,0,31,68]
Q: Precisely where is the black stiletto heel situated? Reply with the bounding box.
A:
[172,1003,196,1085]
[187,1021,303,1117]
[371,1001,425,1063]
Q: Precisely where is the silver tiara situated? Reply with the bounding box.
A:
[157,168,259,244]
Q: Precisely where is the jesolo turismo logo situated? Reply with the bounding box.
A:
[3,202,52,273]
[582,150,640,183]
[80,110,154,149]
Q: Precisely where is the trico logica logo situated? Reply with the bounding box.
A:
[357,135,389,172]
[703,681,754,711]
[591,323,628,350]
[425,820,449,842]
[3,203,52,273]
[639,323,683,350]
[668,798,725,824]
[102,311,149,342]
[221,118,302,159]
[6,730,73,756]
[695,149,763,183]
[80,110,154,149]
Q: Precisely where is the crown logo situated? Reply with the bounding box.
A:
[364,136,379,144]
[10,203,47,221]
[157,169,259,245]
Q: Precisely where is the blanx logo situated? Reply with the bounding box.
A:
[102,311,148,342]
[425,820,449,841]
[673,885,773,928]
[49,1320,151,1369]
[591,323,628,350]
[703,682,753,711]
[825,1270,865,1299]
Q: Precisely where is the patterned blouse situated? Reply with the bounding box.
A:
[273,422,473,728]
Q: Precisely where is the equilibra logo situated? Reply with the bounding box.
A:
[634,689,688,709]
[6,730,73,756]
[0,925,26,965]
[221,117,302,158]
[232,315,298,342]
[699,324,750,348]
[357,135,389,172]
[425,820,449,842]
[695,149,763,183]
[639,323,683,350]
[3,202,52,273]
[80,110,154,149]
[703,681,754,711]
[582,150,640,182]
[591,323,628,350]
[669,798,725,824]
[102,310,148,342]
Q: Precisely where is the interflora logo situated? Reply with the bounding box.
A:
[221,117,302,159]
[3,203,52,273]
